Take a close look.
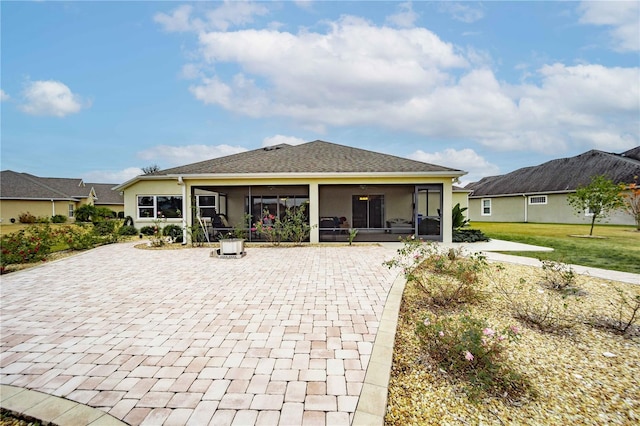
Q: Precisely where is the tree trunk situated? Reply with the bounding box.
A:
[589,215,596,236]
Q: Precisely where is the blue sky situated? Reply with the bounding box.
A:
[2,1,638,186]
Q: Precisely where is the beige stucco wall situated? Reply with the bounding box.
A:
[452,191,470,219]
[0,200,76,223]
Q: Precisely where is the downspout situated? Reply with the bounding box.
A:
[178,176,187,245]
[523,194,527,223]
[51,199,55,217]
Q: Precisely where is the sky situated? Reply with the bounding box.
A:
[1,1,639,186]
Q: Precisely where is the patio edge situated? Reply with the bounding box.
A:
[0,384,127,426]
[352,273,406,426]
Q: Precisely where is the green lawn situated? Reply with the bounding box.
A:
[470,222,640,274]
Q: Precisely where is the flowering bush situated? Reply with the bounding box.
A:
[384,237,487,307]
[416,312,532,399]
[1,228,51,269]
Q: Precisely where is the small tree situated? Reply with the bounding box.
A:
[142,164,160,174]
[620,176,640,231]
[567,175,625,236]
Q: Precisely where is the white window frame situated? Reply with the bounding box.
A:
[528,195,547,205]
[585,207,595,217]
[68,203,74,218]
[481,198,492,216]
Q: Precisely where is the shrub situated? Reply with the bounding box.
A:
[452,229,489,243]
[163,224,183,242]
[74,205,95,222]
[51,214,67,223]
[540,260,577,292]
[590,287,640,337]
[385,238,487,308]
[1,228,52,268]
[118,225,138,236]
[140,226,156,236]
[416,312,532,399]
[93,220,116,236]
[18,212,37,224]
[94,207,116,221]
[63,225,99,250]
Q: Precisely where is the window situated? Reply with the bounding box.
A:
[137,195,182,219]
[197,195,217,218]
[529,195,547,205]
[481,199,491,216]
[68,203,75,218]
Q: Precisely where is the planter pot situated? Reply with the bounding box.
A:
[219,238,245,255]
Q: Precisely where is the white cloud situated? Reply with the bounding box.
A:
[579,1,640,52]
[0,89,9,101]
[83,167,143,184]
[386,2,418,29]
[154,1,269,33]
[408,148,500,186]
[137,144,248,167]
[19,80,87,117]
[262,135,307,147]
[162,11,639,156]
[439,2,484,24]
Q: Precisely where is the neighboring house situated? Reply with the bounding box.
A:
[114,140,466,243]
[0,170,124,223]
[466,147,640,225]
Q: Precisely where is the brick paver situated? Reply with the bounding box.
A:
[0,242,398,425]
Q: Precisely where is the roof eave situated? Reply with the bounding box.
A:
[114,170,467,190]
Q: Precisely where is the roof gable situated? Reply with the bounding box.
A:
[152,140,462,176]
[466,148,640,196]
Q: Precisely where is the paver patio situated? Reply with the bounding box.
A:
[0,242,399,425]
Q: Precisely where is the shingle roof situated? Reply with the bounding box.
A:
[90,183,124,205]
[466,148,640,197]
[1,171,123,205]
[152,140,463,176]
[0,171,79,200]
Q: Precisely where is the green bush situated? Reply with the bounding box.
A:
[452,229,489,243]
[51,214,68,223]
[62,225,99,250]
[74,205,95,222]
[162,224,183,242]
[140,226,156,236]
[417,312,532,399]
[118,225,138,236]
[93,220,116,236]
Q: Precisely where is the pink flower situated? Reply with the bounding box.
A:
[423,317,431,326]
[482,327,495,337]
[510,325,520,334]
[438,331,445,337]
[464,351,474,361]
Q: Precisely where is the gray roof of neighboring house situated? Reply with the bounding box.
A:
[90,183,124,205]
[0,170,123,205]
[151,140,464,176]
[466,148,640,197]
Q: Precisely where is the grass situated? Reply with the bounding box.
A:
[470,222,640,274]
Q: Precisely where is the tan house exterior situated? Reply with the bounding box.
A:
[0,171,124,223]
[466,147,640,226]
[115,141,466,244]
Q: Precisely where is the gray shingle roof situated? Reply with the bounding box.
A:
[0,171,79,200]
[89,183,124,205]
[152,140,463,175]
[466,148,640,197]
[1,171,123,205]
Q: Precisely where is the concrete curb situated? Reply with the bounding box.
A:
[0,384,127,425]
[352,274,406,425]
